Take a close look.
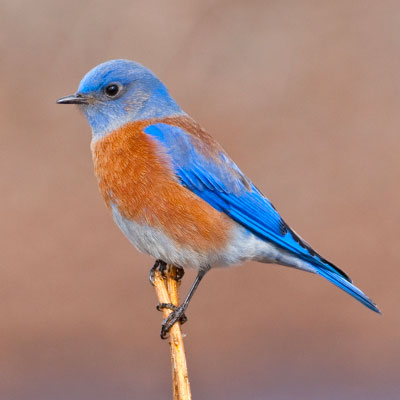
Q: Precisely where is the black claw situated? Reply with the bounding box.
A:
[149,260,167,286]
[179,313,188,325]
[159,262,168,278]
[156,302,177,312]
[174,266,185,282]
[160,329,168,340]
[159,305,188,339]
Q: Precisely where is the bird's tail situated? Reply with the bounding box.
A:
[315,267,381,314]
[282,225,381,313]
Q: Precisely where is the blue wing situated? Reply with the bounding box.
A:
[145,122,380,313]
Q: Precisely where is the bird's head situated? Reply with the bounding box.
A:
[57,59,183,140]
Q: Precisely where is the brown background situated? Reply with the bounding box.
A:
[1,1,399,399]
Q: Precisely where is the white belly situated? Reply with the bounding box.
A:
[111,203,219,268]
[111,203,315,273]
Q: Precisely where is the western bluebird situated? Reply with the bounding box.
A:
[57,59,380,338]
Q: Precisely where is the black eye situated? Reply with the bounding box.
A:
[104,84,120,98]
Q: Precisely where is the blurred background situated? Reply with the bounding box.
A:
[1,1,399,399]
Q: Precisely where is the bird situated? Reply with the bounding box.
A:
[57,59,380,338]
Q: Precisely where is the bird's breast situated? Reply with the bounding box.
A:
[91,120,233,261]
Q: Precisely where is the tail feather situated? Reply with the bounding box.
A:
[285,227,381,313]
[315,267,381,314]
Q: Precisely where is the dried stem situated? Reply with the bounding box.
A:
[152,265,192,400]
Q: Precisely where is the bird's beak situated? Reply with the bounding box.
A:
[56,93,89,105]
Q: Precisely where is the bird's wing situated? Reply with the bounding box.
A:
[144,121,380,313]
[144,121,381,314]
[144,122,343,273]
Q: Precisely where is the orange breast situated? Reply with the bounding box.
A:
[91,121,232,253]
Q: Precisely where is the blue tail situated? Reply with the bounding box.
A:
[315,267,381,314]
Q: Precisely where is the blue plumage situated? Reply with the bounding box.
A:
[145,122,381,314]
[77,60,184,138]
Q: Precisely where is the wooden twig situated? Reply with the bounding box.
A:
[152,265,192,400]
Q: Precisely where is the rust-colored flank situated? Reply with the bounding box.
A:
[91,116,232,253]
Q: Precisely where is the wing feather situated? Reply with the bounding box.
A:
[144,122,348,279]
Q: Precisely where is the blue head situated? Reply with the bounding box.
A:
[57,59,184,140]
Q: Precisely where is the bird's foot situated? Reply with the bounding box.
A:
[149,260,185,286]
[149,260,168,286]
[157,303,188,339]
[173,266,185,282]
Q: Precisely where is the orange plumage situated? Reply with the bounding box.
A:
[91,117,233,253]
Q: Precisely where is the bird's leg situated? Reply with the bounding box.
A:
[149,259,168,286]
[151,262,187,326]
[159,265,210,339]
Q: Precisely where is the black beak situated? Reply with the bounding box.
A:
[56,93,89,105]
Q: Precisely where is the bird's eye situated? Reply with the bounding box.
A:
[104,83,120,98]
